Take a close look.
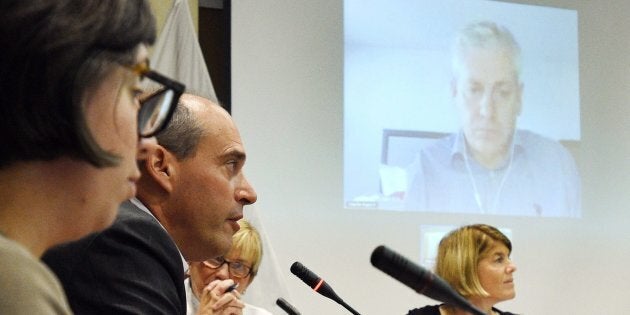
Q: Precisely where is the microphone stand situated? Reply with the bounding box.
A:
[339,300,361,315]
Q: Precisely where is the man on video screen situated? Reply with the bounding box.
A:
[405,21,580,217]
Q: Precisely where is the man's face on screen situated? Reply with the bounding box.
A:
[453,47,522,164]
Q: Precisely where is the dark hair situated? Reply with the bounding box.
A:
[156,98,205,159]
[0,0,156,169]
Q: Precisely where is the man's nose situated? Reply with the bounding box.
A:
[236,175,257,205]
[479,90,494,117]
[479,90,495,118]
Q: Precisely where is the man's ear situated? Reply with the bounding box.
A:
[451,77,461,99]
[143,146,176,193]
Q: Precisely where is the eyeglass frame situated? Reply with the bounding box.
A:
[202,256,253,278]
[129,61,185,138]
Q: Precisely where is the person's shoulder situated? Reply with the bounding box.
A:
[109,201,165,236]
[43,201,178,277]
[43,203,154,259]
[0,237,72,314]
[42,203,186,315]
[1,237,60,288]
[420,133,457,163]
[406,304,441,315]
[516,129,573,159]
[116,200,159,225]
[517,130,567,150]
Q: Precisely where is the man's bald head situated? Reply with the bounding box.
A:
[155,93,229,160]
[136,93,255,261]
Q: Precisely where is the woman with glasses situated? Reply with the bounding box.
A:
[187,219,273,315]
[0,1,183,313]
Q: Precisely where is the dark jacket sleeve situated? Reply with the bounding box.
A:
[43,203,186,315]
[406,305,517,315]
[406,304,440,315]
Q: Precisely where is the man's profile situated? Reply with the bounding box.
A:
[404,21,580,217]
[42,94,256,314]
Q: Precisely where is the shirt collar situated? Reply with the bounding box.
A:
[129,197,188,275]
[449,130,525,169]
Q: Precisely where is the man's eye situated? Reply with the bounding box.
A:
[226,161,238,172]
[467,86,482,95]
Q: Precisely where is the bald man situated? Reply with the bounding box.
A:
[43,94,258,315]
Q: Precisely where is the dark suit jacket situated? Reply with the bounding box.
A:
[43,200,186,315]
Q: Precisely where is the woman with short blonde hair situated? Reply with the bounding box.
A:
[408,224,518,315]
[187,219,272,315]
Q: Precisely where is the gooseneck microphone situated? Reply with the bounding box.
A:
[370,245,485,315]
[276,298,301,315]
[290,261,361,315]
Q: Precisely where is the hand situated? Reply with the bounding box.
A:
[195,279,244,315]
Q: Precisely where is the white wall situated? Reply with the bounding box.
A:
[231,0,630,314]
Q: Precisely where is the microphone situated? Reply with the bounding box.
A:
[370,245,485,315]
[276,297,301,315]
[290,261,361,315]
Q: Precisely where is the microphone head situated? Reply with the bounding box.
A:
[290,261,343,303]
[290,261,362,315]
[371,245,432,294]
[290,261,320,288]
[371,245,485,315]
[276,297,301,315]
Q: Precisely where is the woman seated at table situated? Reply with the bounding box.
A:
[186,219,272,315]
[407,224,518,315]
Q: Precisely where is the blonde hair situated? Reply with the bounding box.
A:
[435,224,512,297]
[230,219,263,276]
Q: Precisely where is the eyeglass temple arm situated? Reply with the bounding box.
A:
[143,70,186,94]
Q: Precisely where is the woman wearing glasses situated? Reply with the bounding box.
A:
[0,0,183,313]
[187,219,273,315]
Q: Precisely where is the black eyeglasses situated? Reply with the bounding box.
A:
[203,257,252,278]
[129,61,185,138]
